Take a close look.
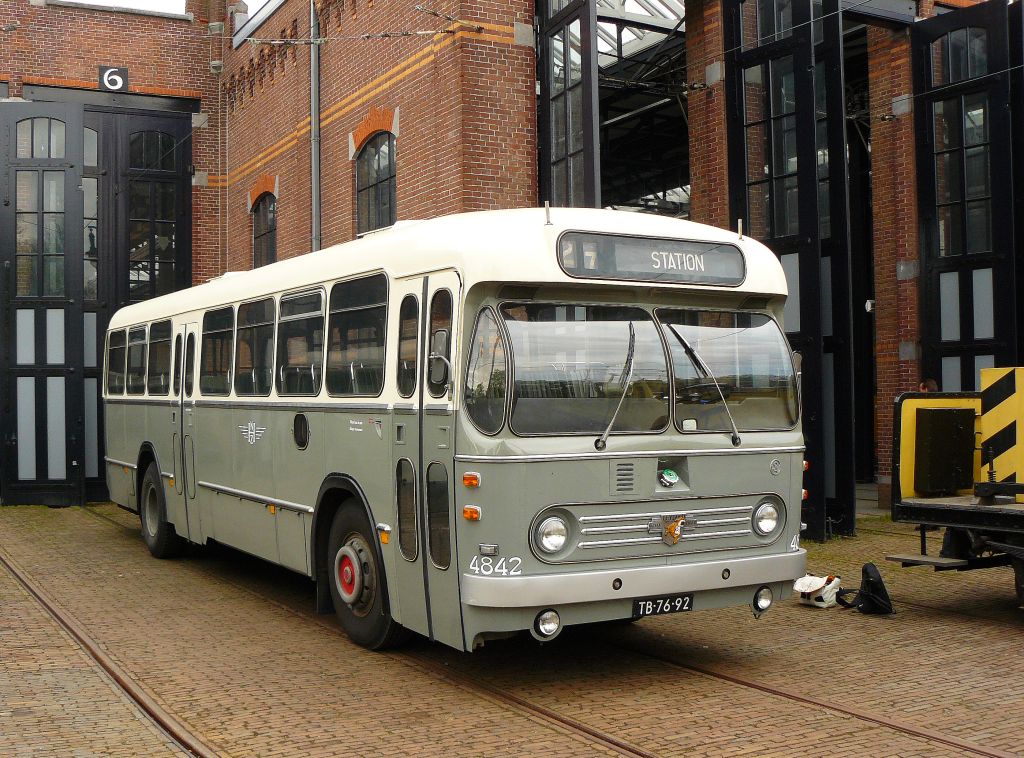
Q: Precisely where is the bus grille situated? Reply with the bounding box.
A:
[577,505,751,549]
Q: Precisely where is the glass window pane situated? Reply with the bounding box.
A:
[975,355,995,390]
[33,118,49,158]
[397,295,418,398]
[815,120,829,179]
[934,99,961,150]
[747,181,770,239]
[551,95,566,160]
[43,172,64,212]
[964,146,989,199]
[949,28,968,83]
[743,64,767,124]
[147,321,172,395]
[427,463,451,569]
[818,179,831,240]
[972,268,993,340]
[82,177,98,219]
[50,120,65,159]
[968,28,987,78]
[552,160,567,206]
[154,222,175,261]
[550,30,565,94]
[964,94,987,146]
[937,204,963,257]
[396,460,417,560]
[741,0,759,51]
[465,309,507,434]
[935,152,962,203]
[43,214,64,254]
[43,255,64,296]
[160,133,175,171]
[130,221,151,262]
[17,119,31,158]
[745,123,768,183]
[771,56,795,116]
[130,181,150,219]
[757,0,774,43]
[939,271,961,341]
[16,256,37,297]
[145,132,159,170]
[156,183,175,221]
[775,0,793,40]
[942,356,961,392]
[276,314,324,396]
[17,215,38,255]
[568,84,583,154]
[965,200,991,254]
[129,132,144,168]
[185,333,195,397]
[17,171,38,212]
[84,259,98,301]
[201,308,234,395]
[568,20,582,84]
[774,175,799,236]
[773,115,797,176]
[84,128,98,166]
[427,290,453,398]
[931,36,948,86]
[569,152,584,207]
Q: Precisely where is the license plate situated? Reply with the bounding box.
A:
[632,592,693,618]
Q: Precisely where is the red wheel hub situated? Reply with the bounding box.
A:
[338,554,357,597]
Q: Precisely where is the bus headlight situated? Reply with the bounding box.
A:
[536,516,569,553]
[753,501,781,536]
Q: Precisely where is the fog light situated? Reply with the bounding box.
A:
[535,609,561,638]
[754,585,773,612]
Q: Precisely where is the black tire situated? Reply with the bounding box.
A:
[327,506,408,650]
[139,462,183,559]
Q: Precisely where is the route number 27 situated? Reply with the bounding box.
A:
[469,555,522,576]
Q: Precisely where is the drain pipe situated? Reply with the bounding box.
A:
[310,0,322,251]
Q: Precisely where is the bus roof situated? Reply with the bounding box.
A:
[108,207,787,330]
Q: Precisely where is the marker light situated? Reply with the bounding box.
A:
[463,472,481,488]
[463,505,481,521]
[802,489,809,501]
[803,460,810,472]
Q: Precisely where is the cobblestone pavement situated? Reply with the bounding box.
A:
[0,504,1020,757]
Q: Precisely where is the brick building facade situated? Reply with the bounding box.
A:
[1,0,1022,538]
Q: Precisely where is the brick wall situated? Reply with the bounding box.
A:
[0,0,225,286]
[868,24,919,503]
[684,0,730,230]
[221,0,537,270]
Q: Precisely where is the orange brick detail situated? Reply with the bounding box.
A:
[351,106,396,152]
[247,175,278,210]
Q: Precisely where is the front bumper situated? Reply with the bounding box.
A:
[461,548,806,607]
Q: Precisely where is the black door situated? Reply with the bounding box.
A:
[0,102,86,506]
[914,0,1016,392]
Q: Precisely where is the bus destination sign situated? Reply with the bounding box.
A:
[558,232,745,286]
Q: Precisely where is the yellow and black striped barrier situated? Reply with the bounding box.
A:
[980,367,1024,500]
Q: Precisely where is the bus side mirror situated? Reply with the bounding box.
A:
[429,329,451,388]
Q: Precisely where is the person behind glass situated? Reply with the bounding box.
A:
[919,378,938,393]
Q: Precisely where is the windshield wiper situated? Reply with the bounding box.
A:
[595,321,635,451]
[665,324,741,447]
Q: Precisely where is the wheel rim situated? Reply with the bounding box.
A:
[334,534,375,616]
[143,484,159,538]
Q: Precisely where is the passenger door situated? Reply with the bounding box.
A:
[419,271,463,649]
[179,322,201,541]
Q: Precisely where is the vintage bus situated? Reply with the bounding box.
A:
[103,208,807,652]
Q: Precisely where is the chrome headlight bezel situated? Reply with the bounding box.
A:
[752,499,782,536]
[535,515,569,554]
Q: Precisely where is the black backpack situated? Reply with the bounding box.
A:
[837,562,894,615]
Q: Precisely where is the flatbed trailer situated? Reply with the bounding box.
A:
[889,373,1024,604]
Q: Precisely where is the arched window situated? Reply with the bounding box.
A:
[356,131,396,234]
[252,192,277,268]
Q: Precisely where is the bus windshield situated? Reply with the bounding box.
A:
[499,304,670,435]
[657,309,798,432]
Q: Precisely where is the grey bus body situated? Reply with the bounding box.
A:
[104,208,807,652]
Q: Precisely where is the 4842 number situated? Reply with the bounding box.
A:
[468,555,523,576]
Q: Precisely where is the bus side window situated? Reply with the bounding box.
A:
[172,334,182,397]
[396,459,417,561]
[326,274,388,396]
[126,326,148,395]
[184,333,196,398]
[235,298,276,396]
[427,290,452,398]
[106,330,127,394]
[426,462,451,569]
[277,291,324,396]
[396,295,418,398]
[200,307,234,396]
[147,320,172,396]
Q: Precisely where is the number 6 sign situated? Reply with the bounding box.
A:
[99,67,129,92]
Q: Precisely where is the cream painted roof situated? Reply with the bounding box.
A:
[109,208,787,330]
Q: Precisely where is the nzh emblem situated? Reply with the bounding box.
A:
[650,514,694,545]
[238,421,266,445]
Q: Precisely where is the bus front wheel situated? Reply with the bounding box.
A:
[139,462,183,559]
[327,507,406,649]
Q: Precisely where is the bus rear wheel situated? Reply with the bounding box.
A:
[139,462,183,559]
[327,507,407,650]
